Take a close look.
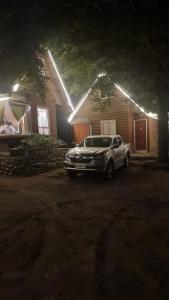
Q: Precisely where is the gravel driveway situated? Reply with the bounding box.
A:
[0,166,169,299]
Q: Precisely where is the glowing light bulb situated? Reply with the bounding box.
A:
[12,83,20,92]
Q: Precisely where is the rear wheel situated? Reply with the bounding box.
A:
[105,161,114,179]
[66,170,77,178]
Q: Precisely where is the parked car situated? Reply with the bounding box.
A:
[64,135,130,179]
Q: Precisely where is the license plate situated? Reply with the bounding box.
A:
[75,163,86,169]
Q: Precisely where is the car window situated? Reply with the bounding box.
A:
[84,137,112,147]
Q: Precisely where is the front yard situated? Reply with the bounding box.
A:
[0,166,169,299]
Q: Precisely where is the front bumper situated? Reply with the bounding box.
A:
[64,161,105,172]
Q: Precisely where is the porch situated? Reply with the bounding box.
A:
[0,98,31,136]
[131,152,157,160]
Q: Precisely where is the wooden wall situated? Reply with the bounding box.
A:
[72,90,159,153]
[74,93,132,142]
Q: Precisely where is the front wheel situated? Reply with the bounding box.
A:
[105,162,114,179]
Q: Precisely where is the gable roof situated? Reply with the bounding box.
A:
[68,80,158,122]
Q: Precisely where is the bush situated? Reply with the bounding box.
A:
[11,134,67,159]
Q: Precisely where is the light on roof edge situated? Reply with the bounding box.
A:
[68,88,92,123]
[12,83,20,92]
[114,84,158,119]
[0,96,10,101]
[48,50,74,111]
[68,77,99,123]
[67,75,158,123]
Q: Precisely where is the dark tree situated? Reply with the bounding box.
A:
[51,1,169,162]
[0,0,169,162]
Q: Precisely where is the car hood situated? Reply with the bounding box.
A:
[68,147,108,155]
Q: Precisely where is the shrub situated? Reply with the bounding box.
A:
[11,134,67,159]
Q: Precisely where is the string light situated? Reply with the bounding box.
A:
[48,50,74,111]
[68,87,92,123]
[68,76,103,123]
[0,95,10,102]
[12,83,20,92]
[68,78,158,122]
[97,72,106,78]
[114,83,158,119]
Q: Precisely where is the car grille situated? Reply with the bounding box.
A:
[69,154,94,164]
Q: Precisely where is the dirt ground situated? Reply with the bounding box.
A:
[0,166,169,300]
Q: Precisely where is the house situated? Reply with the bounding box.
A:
[0,50,74,152]
[68,84,159,153]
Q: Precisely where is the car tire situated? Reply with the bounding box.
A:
[105,161,114,180]
[124,153,130,167]
[66,170,77,178]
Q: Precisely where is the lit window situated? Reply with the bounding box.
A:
[37,107,50,135]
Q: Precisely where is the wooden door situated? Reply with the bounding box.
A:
[73,123,90,142]
[134,119,147,151]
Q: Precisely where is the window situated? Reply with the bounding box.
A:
[100,120,116,135]
[84,137,112,147]
[37,107,50,135]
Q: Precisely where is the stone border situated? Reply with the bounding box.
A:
[0,148,68,176]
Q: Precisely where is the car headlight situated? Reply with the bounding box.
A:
[95,152,106,160]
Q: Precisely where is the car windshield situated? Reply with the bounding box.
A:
[83,137,112,147]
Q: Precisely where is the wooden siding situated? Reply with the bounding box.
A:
[72,90,159,153]
[74,94,131,142]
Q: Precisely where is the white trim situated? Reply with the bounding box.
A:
[134,119,148,152]
[48,50,74,112]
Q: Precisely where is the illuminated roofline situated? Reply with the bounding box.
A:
[67,79,158,122]
[12,83,20,92]
[48,50,74,111]
[68,78,98,123]
[0,96,10,102]
[68,88,92,123]
[114,83,158,119]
